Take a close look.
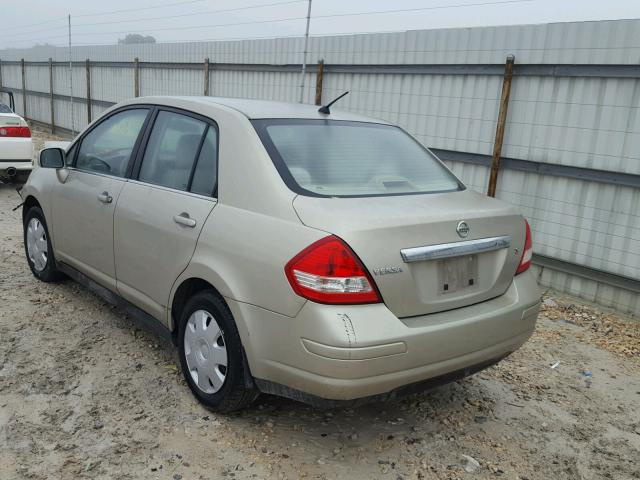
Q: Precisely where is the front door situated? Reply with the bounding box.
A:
[114,109,219,323]
[51,108,150,290]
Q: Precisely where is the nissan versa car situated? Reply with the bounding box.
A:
[21,96,540,412]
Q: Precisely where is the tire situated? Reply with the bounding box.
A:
[23,206,64,282]
[178,290,258,412]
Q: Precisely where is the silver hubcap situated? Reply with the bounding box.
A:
[26,217,48,272]
[184,309,228,394]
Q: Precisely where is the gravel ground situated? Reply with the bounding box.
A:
[1,129,639,479]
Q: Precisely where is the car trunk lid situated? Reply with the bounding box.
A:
[0,113,25,128]
[293,189,526,318]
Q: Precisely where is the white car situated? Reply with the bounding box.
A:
[0,90,33,182]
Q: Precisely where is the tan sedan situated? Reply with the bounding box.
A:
[21,96,539,411]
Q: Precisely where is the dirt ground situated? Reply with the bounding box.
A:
[1,130,639,479]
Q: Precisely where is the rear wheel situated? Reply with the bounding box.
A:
[178,291,257,412]
[23,206,64,282]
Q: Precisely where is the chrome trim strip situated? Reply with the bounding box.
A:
[400,235,511,263]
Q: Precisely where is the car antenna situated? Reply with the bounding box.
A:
[318,91,349,115]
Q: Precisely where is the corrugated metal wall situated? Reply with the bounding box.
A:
[1,19,639,315]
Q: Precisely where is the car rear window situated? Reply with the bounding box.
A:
[252,119,462,197]
[0,103,12,114]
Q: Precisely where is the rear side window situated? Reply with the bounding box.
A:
[190,127,218,196]
[0,103,11,114]
[138,111,208,192]
[76,109,148,177]
[253,119,462,197]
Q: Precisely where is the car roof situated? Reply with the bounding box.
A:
[123,96,391,124]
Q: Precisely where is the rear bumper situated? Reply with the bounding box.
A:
[229,270,540,401]
[0,138,33,162]
[254,353,511,408]
[0,160,33,171]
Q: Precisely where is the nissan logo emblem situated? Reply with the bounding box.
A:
[456,221,470,238]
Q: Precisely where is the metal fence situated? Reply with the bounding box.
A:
[1,19,639,316]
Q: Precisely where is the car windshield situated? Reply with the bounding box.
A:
[0,103,12,114]
[253,119,462,197]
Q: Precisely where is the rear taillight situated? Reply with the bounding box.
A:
[285,235,382,304]
[515,219,532,275]
[0,126,31,137]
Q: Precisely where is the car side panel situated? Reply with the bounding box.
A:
[20,167,56,230]
[168,203,324,330]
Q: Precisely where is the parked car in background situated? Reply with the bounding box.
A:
[20,96,540,412]
[0,89,33,182]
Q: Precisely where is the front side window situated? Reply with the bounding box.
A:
[138,111,208,192]
[253,119,462,197]
[65,143,77,166]
[76,109,148,177]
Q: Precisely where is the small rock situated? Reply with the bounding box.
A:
[350,433,358,440]
[173,475,182,480]
[461,454,480,473]
[93,420,104,429]
[543,298,557,308]
[474,416,488,424]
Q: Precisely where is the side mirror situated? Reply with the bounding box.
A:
[39,147,65,169]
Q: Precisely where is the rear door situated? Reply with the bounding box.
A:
[51,107,150,290]
[114,108,218,323]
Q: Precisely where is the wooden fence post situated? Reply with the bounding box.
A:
[21,58,27,118]
[314,59,324,106]
[487,55,515,197]
[203,58,210,96]
[86,59,92,123]
[134,57,139,97]
[49,58,55,133]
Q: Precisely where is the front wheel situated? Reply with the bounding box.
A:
[23,206,64,282]
[178,291,257,412]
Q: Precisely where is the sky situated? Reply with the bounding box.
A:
[0,0,639,49]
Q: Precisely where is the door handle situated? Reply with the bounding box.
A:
[97,191,113,204]
[173,212,197,228]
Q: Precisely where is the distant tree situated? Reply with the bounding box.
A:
[31,42,57,48]
[118,34,157,45]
